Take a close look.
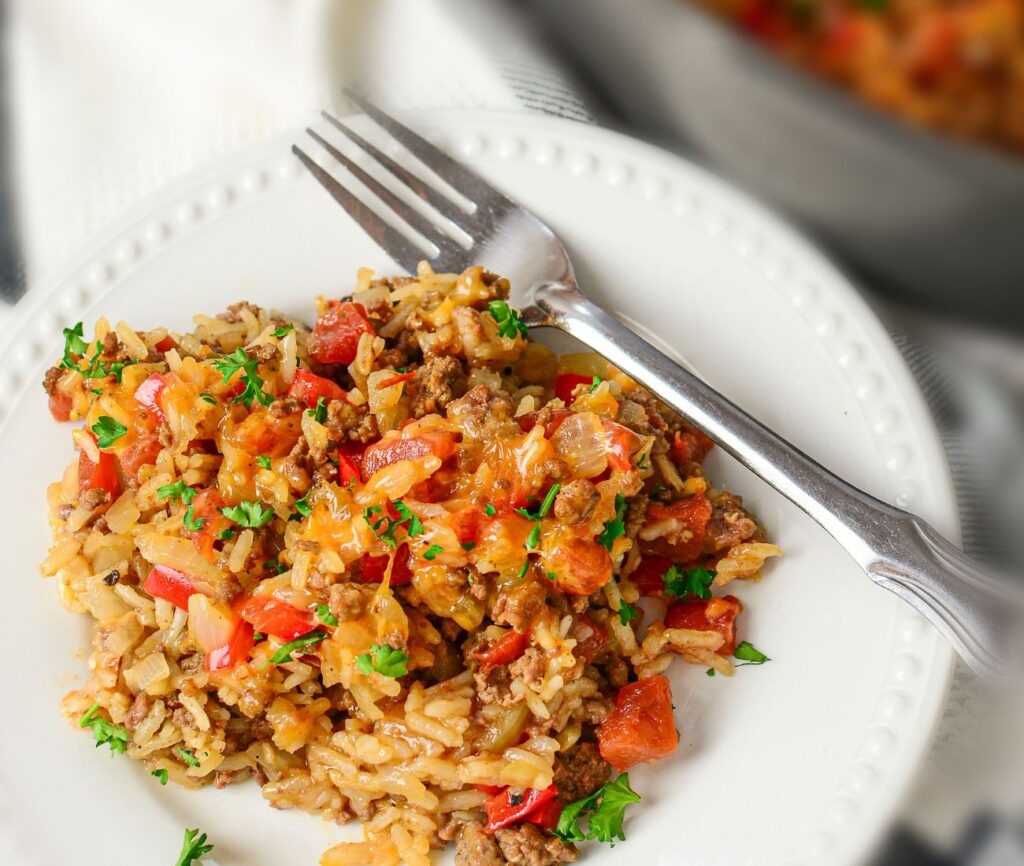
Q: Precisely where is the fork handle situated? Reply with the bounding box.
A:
[532,281,1024,679]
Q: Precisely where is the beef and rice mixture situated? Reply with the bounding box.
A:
[40,264,781,866]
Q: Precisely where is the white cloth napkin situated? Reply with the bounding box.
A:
[6,0,1018,861]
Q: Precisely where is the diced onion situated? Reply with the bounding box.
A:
[187,593,239,653]
[550,412,609,477]
[124,652,170,692]
[136,533,228,598]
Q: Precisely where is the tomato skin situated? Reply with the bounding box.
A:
[361,430,458,481]
[78,446,119,499]
[143,565,197,610]
[642,495,713,563]
[360,547,413,586]
[48,389,73,422]
[308,302,375,365]
[133,372,167,424]
[630,554,674,596]
[555,373,593,404]
[670,429,714,466]
[665,595,742,656]
[475,630,530,672]
[118,434,163,481]
[484,785,558,833]
[287,368,347,409]
[236,595,315,641]
[526,798,563,830]
[516,408,572,438]
[206,621,255,672]
[597,676,679,772]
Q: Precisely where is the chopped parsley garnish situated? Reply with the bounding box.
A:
[649,484,668,501]
[255,455,272,469]
[78,703,129,756]
[589,376,604,393]
[461,541,476,551]
[393,501,423,537]
[488,300,528,340]
[152,768,169,785]
[546,571,557,581]
[218,528,235,541]
[539,483,561,517]
[262,558,286,574]
[316,604,338,626]
[60,322,89,369]
[618,601,637,626]
[734,641,771,666]
[253,632,265,642]
[157,480,197,505]
[423,544,444,561]
[636,452,649,470]
[365,501,422,547]
[267,630,328,665]
[356,643,410,678]
[293,491,312,518]
[176,746,201,767]
[706,668,716,677]
[554,773,641,845]
[211,347,273,407]
[221,500,275,528]
[91,416,127,448]
[396,366,409,374]
[484,503,496,517]
[182,505,205,532]
[198,392,217,405]
[597,494,627,551]
[525,522,541,550]
[90,387,103,396]
[174,827,214,866]
[271,323,294,337]
[518,560,530,578]
[307,396,328,423]
[662,565,715,600]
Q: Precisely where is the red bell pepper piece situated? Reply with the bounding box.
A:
[235,595,315,641]
[642,495,713,563]
[665,595,742,656]
[526,798,563,830]
[78,444,119,499]
[308,301,375,365]
[118,434,163,481]
[360,546,413,586]
[153,335,177,352]
[143,565,197,610]
[555,372,594,404]
[630,554,675,596]
[361,429,458,481]
[287,368,348,409]
[205,621,255,672]
[133,372,167,424]
[484,785,558,833]
[475,630,530,672]
[596,676,678,772]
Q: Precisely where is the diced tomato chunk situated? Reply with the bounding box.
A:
[630,554,675,596]
[360,547,413,586]
[475,630,530,672]
[451,505,483,547]
[516,408,572,438]
[143,565,197,610]
[596,675,679,772]
[153,335,177,352]
[308,301,375,365]
[603,419,645,472]
[484,785,558,833]
[235,595,315,641]
[361,430,458,481]
[526,798,563,830]
[287,368,347,409]
[665,595,742,656]
[555,372,593,404]
[185,489,229,560]
[206,621,255,672]
[549,537,612,596]
[78,446,119,499]
[641,495,712,563]
[133,372,167,424]
[118,435,163,481]
[573,613,609,663]
[48,389,73,422]
[670,429,714,466]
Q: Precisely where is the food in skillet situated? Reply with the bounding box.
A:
[695,0,1024,154]
[40,264,780,866]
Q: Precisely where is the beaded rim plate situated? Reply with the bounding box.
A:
[0,111,956,866]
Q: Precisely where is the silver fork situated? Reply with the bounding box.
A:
[293,91,1024,679]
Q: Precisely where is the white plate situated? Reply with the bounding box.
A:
[0,112,956,866]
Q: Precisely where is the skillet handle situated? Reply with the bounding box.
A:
[528,280,1024,679]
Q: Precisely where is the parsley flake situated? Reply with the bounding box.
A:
[597,494,627,551]
[488,300,528,340]
[157,480,197,505]
[392,500,423,537]
[198,392,217,405]
[218,528,235,541]
[461,541,476,551]
[554,773,641,845]
[266,630,327,665]
[518,560,530,578]
[271,323,294,338]
[152,768,169,785]
[662,565,716,600]
[211,347,273,407]
[589,375,604,393]
[618,601,637,626]
[293,491,312,519]
[356,643,410,678]
[176,746,201,767]
[706,668,716,677]
[92,416,127,448]
[78,703,129,756]
[255,455,272,470]
[307,396,328,423]
[221,500,275,528]
[182,505,205,532]
[526,522,541,550]
[316,604,338,627]
[423,544,444,561]
[734,641,771,666]
[174,827,214,866]
[484,503,496,517]
[60,322,89,369]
